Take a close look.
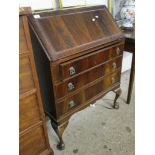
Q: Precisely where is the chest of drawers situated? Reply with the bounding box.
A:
[28,5,124,150]
[19,9,53,155]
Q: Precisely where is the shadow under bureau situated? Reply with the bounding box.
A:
[28,5,125,150]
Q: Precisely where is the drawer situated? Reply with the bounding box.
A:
[85,69,121,101]
[19,94,41,132]
[55,56,122,99]
[20,125,47,155]
[19,56,35,94]
[59,43,124,80]
[55,69,121,118]
[55,93,83,119]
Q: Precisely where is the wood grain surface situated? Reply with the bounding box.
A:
[19,10,53,155]
[29,5,124,149]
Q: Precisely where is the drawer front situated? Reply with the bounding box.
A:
[56,93,83,118]
[19,56,35,94]
[20,125,47,155]
[60,43,123,80]
[55,69,121,118]
[55,56,122,99]
[85,70,121,101]
[19,94,41,132]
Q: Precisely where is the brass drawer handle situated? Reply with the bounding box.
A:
[116,47,121,55]
[112,62,117,69]
[111,77,115,84]
[68,100,76,108]
[68,82,75,91]
[69,66,76,75]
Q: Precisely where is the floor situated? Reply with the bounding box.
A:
[46,70,135,155]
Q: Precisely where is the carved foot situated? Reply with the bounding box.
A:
[113,88,122,109]
[51,121,68,150]
[56,133,65,150]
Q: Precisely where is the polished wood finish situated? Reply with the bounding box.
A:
[55,56,122,99]
[30,5,123,61]
[19,9,53,155]
[59,43,124,80]
[123,30,135,104]
[56,68,121,118]
[28,5,124,150]
[19,56,35,94]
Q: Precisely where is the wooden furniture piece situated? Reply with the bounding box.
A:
[19,8,54,155]
[28,5,125,150]
[123,30,135,104]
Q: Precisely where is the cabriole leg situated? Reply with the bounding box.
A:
[51,121,68,150]
[113,88,122,109]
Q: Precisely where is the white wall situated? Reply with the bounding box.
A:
[20,0,108,10]
[122,52,132,73]
[61,0,85,7]
[85,0,108,6]
[19,0,53,10]
[62,0,108,7]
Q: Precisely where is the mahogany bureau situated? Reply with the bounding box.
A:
[19,8,53,155]
[28,5,125,150]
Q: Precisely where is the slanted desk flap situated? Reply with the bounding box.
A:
[29,5,123,61]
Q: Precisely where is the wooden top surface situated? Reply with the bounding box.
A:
[29,5,124,61]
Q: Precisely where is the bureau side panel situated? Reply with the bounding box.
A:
[29,25,57,118]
